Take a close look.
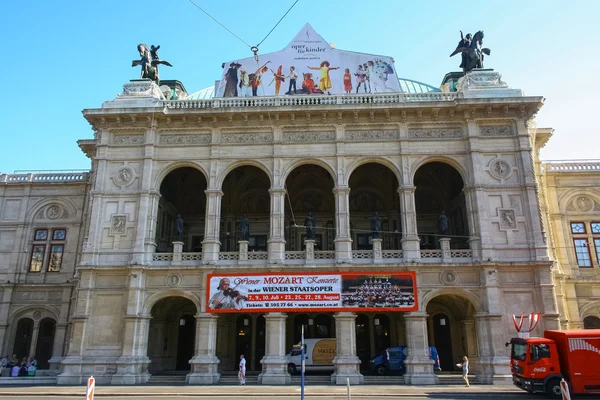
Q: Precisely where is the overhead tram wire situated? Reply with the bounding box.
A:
[187,0,300,59]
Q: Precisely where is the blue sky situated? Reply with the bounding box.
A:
[1,0,598,173]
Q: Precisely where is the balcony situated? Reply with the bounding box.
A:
[0,170,90,184]
[544,160,600,172]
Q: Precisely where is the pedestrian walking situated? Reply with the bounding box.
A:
[238,354,246,385]
[456,356,470,387]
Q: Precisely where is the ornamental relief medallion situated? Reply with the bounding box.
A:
[498,209,517,230]
[166,273,183,288]
[408,128,462,139]
[159,134,211,145]
[574,196,594,212]
[283,131,335,142]
[440,271,458,285]
[110,215,127,235]
[113,134,145,145]
[345,130,399,141]
[488,158,512,180]
[221,132,272,144]
[113,165,136,187]
[46,204,64,220]
[479,125,513,137]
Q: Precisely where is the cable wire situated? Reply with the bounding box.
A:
[187,0,252,48]
[256,0,299,47]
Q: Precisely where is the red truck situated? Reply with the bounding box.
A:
[510,329,600,397]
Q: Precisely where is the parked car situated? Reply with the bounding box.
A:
[369,346,441,375]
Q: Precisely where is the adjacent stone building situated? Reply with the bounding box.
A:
[0,27,597,387]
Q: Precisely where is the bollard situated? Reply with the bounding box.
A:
[346,377,351,400]
[560,378,571,400]
[86,376,95,400]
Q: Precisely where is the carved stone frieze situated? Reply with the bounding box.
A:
[480,125,514,137]
[498,209,517,230]
[283,131,335,142]
[345,130,399,141]
[408,128,462,139]
[488,158,512,180]
[159,134,211,145]
[110,215,127,235]
[119,81,163,98]
[221,132,273,144]
[113,134,145,145]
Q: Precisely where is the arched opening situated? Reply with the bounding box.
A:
[147,296,197,374]
[355,314,370,370]
[373,314,391,355]
[13,318,33,361]
[284,165,335,251]
[414,162,469,249]
[34,318,56,369]
[255,315,266,371]
[348,163,401,250]
[426,293,477,372]
[314,314,334,338]
[584,316,600,329]
[235,315,252,370]
[221,166,271,252]
[156,167,207,253]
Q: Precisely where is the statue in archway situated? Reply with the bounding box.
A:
[304,213,315,240]
[176,214,184,241]
[371,213,381,239]
[239,215,250,241]
[438,211,449,236]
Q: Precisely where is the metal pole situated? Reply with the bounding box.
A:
[346,377,351,400]
[301,325,305,400]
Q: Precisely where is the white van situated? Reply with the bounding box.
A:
[286,338,336,374]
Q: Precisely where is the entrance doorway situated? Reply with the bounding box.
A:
[432,314,453,371]
[34,318,56,369]
[148,296,197,373]
[13,318,33,361]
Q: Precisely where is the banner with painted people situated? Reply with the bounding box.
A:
[206,271,417,313]
[216,23,401,98]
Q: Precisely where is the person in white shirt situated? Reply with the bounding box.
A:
[238,354,246,385]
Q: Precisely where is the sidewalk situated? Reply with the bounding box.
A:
[0,384,522,397]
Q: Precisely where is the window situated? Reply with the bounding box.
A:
[29,228,66,272]
[570,222,593,268]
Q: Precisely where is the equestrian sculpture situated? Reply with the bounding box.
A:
[132,44,173,83]
[449,31,491,74]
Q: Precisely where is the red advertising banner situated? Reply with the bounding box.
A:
[206,271,417,313]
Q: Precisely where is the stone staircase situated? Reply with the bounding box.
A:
[436,373,480,385]
[363,375,404,385]
[147,371,187,385]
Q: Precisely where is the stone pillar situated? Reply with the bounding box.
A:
[331,312,363,385]
[202,189,223,264]
[187,313,220,384]
[439,238,451,261]
[258,313,290,384]
[268,188,286,263]
[398,186,420,261]
[305,239,315,262]
[238,240,249,262]
[48,323,68,371]
[372,238,382,262]
[172,241,183,262]
[403,312,436,385]
[28,322,40,359]
[538,265,561,330]
[333,187,352,262]
[111,269,151,384]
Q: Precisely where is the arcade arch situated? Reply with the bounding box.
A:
[147,296,197,373]
[414,162,469,249]
[156,167,207,253]
[584,316,600,329]
[284,165,335,251]
[348,163,401,250]
[220,166,271,252]
[426,292,478,372]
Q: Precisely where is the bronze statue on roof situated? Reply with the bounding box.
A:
[132,44,173,83]
[450,31,491,74]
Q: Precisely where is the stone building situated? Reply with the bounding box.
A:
[2,26,596,386]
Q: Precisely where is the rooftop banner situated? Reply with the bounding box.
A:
[216,23,402,98]
[206,271,417,313]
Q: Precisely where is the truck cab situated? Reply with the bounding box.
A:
[510,337,563,397]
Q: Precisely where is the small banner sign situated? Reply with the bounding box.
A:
[206,271,417,313]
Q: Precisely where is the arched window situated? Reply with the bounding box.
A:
[584,316,600,329]
[13,318,34,361]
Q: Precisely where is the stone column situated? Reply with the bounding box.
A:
[187,313,220,384]
[48,322,68,371]
[27,321,40,359]
[238,240,249,262]
[333,187,352,262]
[403,312,436,385]
[305,239,315,262]
[202,189,223,264]
[538,265,561,330]
[331,312,363,385]
[268,188,286,263]
[439,238,451,261]
[398,186,420,261]
[372,238,382,262]
[111,269,151,385]
[258,313,290,384]
[172,241,183,263]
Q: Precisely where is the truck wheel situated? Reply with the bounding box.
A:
[287,364,297,375]
[375,365,387,376]
[545,379,561,398]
